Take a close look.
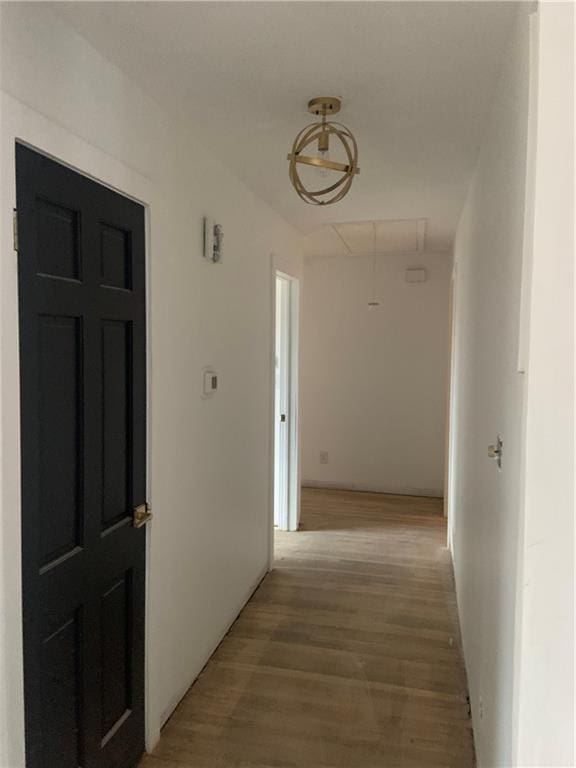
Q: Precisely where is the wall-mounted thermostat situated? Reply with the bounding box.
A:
[405,267,427,284]
[202,367,218,398]
[203,217,223,263]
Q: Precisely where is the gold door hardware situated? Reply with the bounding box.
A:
[133,502,152,528]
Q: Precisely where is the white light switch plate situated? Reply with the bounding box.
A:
[202,368,218,398]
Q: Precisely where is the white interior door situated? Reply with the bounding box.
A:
[273,272,300,532]
[274,275,290,528]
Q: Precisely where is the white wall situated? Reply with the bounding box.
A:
[0,5,302,766]
[301,251,451,497]
[514,3,574,764]
[449,8,529,766]
[449,4,574,766]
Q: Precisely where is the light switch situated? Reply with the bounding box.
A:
[202,368,218,398]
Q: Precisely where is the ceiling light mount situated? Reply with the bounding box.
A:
[287,96,360,206]
[307,96,342,116]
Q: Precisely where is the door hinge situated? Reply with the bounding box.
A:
[13,209,19,252]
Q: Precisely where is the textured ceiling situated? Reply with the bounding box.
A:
[53,1,518,252]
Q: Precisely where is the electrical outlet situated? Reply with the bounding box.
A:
[319,451,329,464]
[478,695,484,721]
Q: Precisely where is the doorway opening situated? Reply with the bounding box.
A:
[273,272,300,532]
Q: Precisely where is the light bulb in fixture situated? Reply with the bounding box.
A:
[315,127,331,179]
[315,150,331,178]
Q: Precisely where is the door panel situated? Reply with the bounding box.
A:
[100,223,132,290]
[38,315,83,568]
[41,610,83,768]
[36,198,81,280]
[100,572,132,743]
[101,319,133,531]
[17,144,146,768]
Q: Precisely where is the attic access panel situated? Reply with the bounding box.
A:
[332,219,427,254]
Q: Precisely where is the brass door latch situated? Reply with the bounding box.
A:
[133,502,152,528]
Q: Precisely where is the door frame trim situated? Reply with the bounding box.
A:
[445,261,458,552]
[1,99,157,764]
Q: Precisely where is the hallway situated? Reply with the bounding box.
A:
[140,489,474,768]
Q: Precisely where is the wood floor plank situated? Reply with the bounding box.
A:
[141,488,475,767]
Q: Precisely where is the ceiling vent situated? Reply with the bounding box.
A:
[405,267,427,284]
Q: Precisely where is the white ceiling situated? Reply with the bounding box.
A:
[53,1,517,252]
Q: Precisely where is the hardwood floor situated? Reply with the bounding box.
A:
[140,488,475,768]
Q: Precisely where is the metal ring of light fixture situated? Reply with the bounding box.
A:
[287,97,360,205]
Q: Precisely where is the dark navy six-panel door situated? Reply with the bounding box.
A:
[16,144,146,768]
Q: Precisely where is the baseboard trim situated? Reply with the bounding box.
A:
[302,479,444,499]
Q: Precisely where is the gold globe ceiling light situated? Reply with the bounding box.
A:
[287,97,360,205]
